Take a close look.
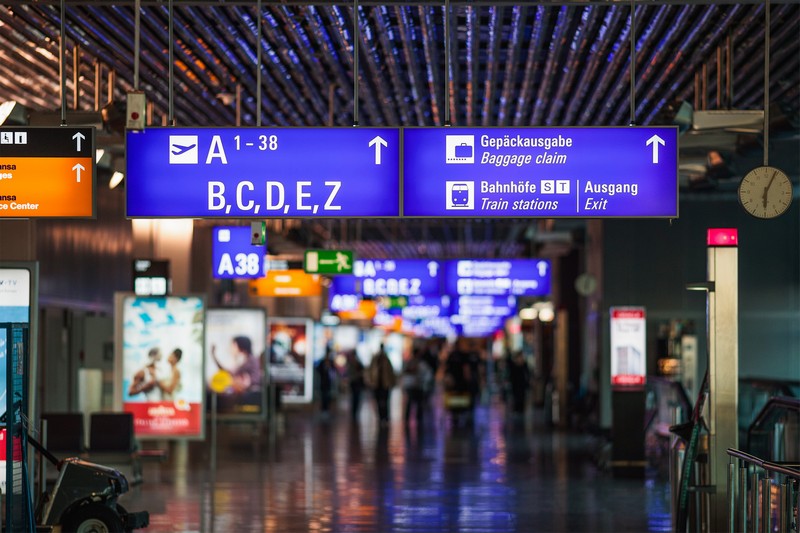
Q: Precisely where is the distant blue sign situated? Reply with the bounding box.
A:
[444,259,551,297]
[212,226,266,279]
[402,127,678,217]
[385,295,450,320]
[452,316,505,337]
[330,259,443,298]
[127,127,400,218]
[453,295,517,317]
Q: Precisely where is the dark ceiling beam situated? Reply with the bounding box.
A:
[395,6,428,124]
[5,1,795,6]
[546,5,601,125]
[497,5,525,127]
[419,5,443,125]
[480,6,502,126]
[464,6,478,126]
[304,6,356,126]
[373,7,412,125]
[531,6,569,125]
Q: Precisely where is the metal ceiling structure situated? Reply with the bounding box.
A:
[0,1,798,258]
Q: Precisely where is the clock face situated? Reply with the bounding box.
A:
[738,166,793,219]
[574,273,597,296]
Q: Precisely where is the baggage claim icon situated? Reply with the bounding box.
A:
[445,135,475,210]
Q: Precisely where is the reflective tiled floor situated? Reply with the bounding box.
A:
[122,393,671,533]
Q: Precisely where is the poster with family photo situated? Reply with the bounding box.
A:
[115,294,205,439]
[205,308,266,418]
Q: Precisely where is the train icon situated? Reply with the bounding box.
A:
[446,181,474,209]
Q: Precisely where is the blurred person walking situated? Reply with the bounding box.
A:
[347,352,366,421]
[316,345,336,418]
[367,344,396,426]
[401,349,432,428]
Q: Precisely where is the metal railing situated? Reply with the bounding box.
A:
[726,447,799,533]
[747,397,800,462]
[670,383,800,532]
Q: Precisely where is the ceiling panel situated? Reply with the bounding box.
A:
[0,1,797,258]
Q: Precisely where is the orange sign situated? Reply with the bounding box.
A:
[249,269,322,297]
[0,157,94,217]
[337,299,378,321]
[0,127,95,218]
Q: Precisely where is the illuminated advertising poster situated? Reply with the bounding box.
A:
[0,267,31,494]
[121,296,205,439]
[205,308,266,418]
[268,318,314,403]
[610,307,646,387]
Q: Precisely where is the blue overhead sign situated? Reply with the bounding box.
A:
[212,226,266,279]
[330,259,443,298]
[453,315,506,338]
[444,259,551,297]
[402,127,678,218]
[453,295,517,317]
[126,127,400,218]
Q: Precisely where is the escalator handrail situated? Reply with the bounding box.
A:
[727,447,800,480]
[740,377,800,397]
[747,396,800,434]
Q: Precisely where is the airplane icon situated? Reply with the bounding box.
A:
[168,135,199,164]
[171,143,196,155]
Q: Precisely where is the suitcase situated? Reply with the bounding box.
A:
[454,143,472,158]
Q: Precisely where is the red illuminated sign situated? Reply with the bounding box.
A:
[707,228,738,247]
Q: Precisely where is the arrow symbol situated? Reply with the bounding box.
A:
[72,163,85,182]
[536,260,549,277]
[645,134,665,164]
[72,131,85,152]
[368,135,388,165]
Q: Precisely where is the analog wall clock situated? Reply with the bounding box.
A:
[737,166,792,219]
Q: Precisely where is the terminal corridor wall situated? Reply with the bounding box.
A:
[603,198,800,381]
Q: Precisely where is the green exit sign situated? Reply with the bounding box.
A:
[379,296,408,309]
[304,250,354,275]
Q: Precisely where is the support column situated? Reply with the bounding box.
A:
[0,221,36,261]
[131,219,194,295]
[706,228,738,532]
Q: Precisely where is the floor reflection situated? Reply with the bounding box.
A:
[122,392,671,532]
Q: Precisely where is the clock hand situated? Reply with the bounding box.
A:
[762,170,777,208]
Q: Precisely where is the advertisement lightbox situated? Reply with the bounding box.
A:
[0,266,33,495]
[205,308,266,418]
[267,318,314,404]
[116,295,205,439]
[610,307,647,387]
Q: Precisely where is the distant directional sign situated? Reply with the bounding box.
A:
[304,250,354,275]
[444,259,551,297]
[0,127,95,218]
[126,127,400,218]
[212,226,267,279]
[402,126,678,218]
[330,259,443,298]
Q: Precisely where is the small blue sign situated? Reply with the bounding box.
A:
[453,295,517,318]
[444,259,551,297]
[212,226,266,279]
[127,127,400,218]
[403,127,678,217]
[452,315,506,337]
[330,259,443,298]
[385,295,450,320]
